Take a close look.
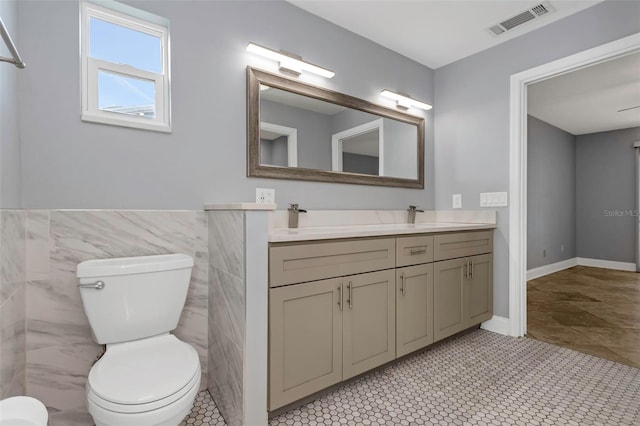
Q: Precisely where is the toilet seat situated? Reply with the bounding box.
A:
[87,334,200,414]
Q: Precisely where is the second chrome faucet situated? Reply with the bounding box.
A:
[407,205,424,224]
[288,203,307,228]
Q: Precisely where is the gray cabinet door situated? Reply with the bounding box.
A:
[433,258,467,341]
[467,254,493,325]
[343,269,396,380]
[269,278,343,410]
[396,263,434,357]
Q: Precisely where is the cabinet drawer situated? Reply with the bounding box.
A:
[396,235,434,267]
[434,231,493,261]
[270,238,395,287]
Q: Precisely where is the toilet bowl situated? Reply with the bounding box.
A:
[86,334,200,426]
[76,254,200,426]
[0,396,48,426]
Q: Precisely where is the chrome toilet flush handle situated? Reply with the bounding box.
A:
[77,280,105,290]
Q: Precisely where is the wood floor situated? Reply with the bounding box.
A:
[527,265,640,368]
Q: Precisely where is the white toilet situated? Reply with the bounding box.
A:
[76,254,200,426]
[0,396,48,426]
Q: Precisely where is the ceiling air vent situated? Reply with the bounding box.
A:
[486,1,556,37]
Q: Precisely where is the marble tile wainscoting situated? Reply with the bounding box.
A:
[0,209,26,399]
[207,210,245,426]
[207,209,269,426]
[23,210,209,425]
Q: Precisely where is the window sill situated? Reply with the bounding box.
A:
[81,112,171,133]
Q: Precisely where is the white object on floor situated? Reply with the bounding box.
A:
[0,396,48,426]
[76,254,201,426]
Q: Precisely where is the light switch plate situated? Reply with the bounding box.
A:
[480,192,508,207]
[256,188,275,204]
[452,194,462,209]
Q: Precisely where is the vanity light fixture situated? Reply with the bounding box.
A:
[381,90,432,111]
[246,42,335,79]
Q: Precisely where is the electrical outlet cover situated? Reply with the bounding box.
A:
[480,192,508,207]
[452,194,462,209]
[256,188,275,204]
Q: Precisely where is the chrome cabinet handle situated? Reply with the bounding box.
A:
[464,260,469,279]
[470,259,474,279]
[410,248,426,255]
[400,272,406,296]
[347,281,353,308]
[77,280,105,290]
[338,284,343,311]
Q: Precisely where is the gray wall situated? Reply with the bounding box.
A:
[384,119,417,180]
[18,0,434,209]
[260,136,288,167]
[343,153,378,175]
[331,108,378,134]
[0,0,21,208]
[527,116,576,270]
[577,127,640,263]
[434,0,640,317]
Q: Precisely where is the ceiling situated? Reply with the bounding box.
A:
[528,53,640,135]
[285,0,637,135]
[287,0,604,69]
[261,85,345,115]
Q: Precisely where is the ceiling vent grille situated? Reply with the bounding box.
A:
[486,2,556,37]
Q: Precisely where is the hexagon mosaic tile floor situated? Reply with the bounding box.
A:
[180,330,640,426]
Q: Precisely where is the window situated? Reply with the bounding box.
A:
[81,1,170,132]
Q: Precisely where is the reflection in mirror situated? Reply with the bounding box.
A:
[260,122,297,167]
[248,67,425,188]
[332,119,382,176]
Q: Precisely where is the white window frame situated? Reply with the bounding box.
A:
[81,1,171,132]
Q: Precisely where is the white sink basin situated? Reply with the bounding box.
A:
[0,396,48,426]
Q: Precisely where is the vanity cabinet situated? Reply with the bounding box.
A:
[433,231,493,341]
[268,229,493,411]
[269,278,343,410]
[395,235,435,357]
[269,238,395,287]
[342,269,396,380]
[268,241,396,410]
[396,263,434,357]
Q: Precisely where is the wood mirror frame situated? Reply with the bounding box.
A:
[247,67,425,188]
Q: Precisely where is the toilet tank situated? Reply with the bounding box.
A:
[76,254,194,345]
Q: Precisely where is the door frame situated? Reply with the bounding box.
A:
[508,32,640,337]
[331,118,385,175]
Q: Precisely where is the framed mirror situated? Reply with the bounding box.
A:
[247,67,425,188]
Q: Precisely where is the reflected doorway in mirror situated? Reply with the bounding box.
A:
[332,119,383,176]
[260,122,298,167]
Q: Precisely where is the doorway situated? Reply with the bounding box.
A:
[508,32,640,337]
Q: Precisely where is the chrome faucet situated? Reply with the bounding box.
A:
[288,203,307,228]
[407,205,424,224]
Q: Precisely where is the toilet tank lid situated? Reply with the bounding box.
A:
[76,254,194,278]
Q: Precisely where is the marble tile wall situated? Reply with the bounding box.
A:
[24,210,209,425]
[207,210,245,426]
[0,209,26,399]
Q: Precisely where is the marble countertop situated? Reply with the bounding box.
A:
[269,222,496,242]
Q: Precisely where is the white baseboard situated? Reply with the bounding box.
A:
[481,315,510,336]
[527,258,578,281]
[526,257,637,280]
[577,257,636,272]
